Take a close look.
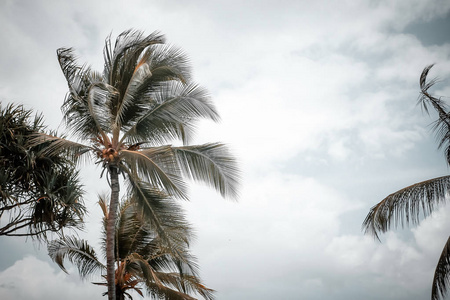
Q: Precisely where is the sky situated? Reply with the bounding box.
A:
[1,0,450,299]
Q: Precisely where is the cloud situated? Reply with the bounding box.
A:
[0,256,102,299]
[1,0,450,299]
[181,171,361,299]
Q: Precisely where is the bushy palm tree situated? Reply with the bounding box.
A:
[33,29,239,299]
[0,103,85,238]
[363,65,450,300]
[48,194,214,300]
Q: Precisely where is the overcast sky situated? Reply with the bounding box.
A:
[1,0,450,299]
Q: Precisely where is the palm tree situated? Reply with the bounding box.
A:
[363,64,450,300]
[48,194,214,300]
[0,103,85,239]
[33,29,239,299]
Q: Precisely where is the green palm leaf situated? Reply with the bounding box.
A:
[103,30,164,98]
[174,143,240,199]
[419,64,450,167]
[122,175,191,248]
[121,147,187,199]
[121,82,219,145]
[152,272,215,300]
[48,236,105,277]
[145,281,197,300]
[363,176,450,240]
[432,237,450,300]
[115,44,191,130]
[28,133,92,165]
[57,48,112,142]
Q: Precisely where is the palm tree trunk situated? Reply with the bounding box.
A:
[107,166,120,300]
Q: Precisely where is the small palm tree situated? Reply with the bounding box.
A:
[363,64,450,300]
[33,29,239,299]
[0,103,85,238]
[48,194,214,300]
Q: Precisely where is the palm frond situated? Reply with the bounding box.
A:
[145,279,202,300]
[115,199,151,259]
[120,147,187,199]
[127,253,164,286]
[121,174,192,250]
[143,43,191,84]
[120,82,219,145]
[48,236,105,277]
[432,237,450,300]
[27,132,92,165]
[115,57,154,129]
[363,176,450,240]
[103,30,164,111]
[153,272,215,300]
[57,48,112,141]
[418,64,450,166]
[173,143,240,199]
[85,81,117,135]
[114,43,193,137]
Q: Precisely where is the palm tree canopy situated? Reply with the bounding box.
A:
[33,29,239,202]
[38,29,239,300]
[48,195,214,300]
[363,65,450,300]
[0,103,85,239]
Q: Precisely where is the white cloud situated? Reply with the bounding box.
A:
[1,0,450,299]
[0,256,102,299]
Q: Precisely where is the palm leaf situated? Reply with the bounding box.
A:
[127,253,164,286]
[145,280,201,300]
[57,48,111,142]
[173,143,240,199]
[27,132,92,165]
[153,272,215,300]
[432,236,450,300]
[122,174,192,250]
[363,176,450,240]
[103,30,164,112]
[48,236,105,277]
[115,199,152,259]
[120,82,219,145]
[120,147,187,199]
[418,64,450,167]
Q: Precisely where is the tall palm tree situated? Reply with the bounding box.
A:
[33,29,239,299]
[0,103,85,239]
[363,65,450,300]
[48,194,214,300]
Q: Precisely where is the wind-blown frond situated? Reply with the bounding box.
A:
[57,48,112,141]
[150,272,215,300]
[114,44,192,133]
[121,82,219,145]
[363,176,450,240]
[28,132,92,164]
[103,30,164,100]
[122,175,192,249]
[143,44,191,84]
[120,147,187,199]
[418,64,450,167]
[48,236,105,277]
[432,237,450,300]
[145,281,197,300]
[173,143,240,199]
